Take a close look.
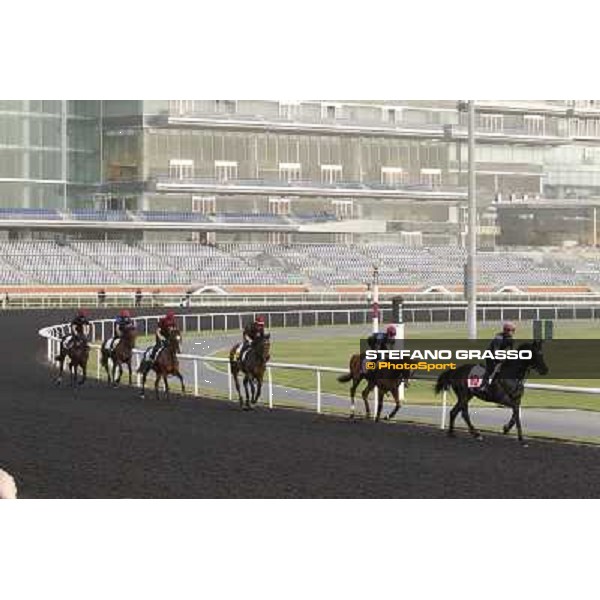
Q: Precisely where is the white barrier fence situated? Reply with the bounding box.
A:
[38,311,600,431]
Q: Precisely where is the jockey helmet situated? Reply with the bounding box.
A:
[119,309,131,318]
[166,309,176,318]
[256,316,265,326]
[386,325,397,337]
[503,321,516,334]
[76,309,87,317]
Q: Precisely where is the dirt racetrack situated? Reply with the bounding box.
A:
[1,308,600,498]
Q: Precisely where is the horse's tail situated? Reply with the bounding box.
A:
[434,369,454,395]
[337,372,353,383]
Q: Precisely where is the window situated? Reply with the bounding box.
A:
[420,168,442,187]
[331,199,354,218]
[525,115,545,136]
[321,164,342,184]
[215,100,236,114]
[279,101,301,120]
[382,107,401,124]
[268,197,291,215]
[214,160,237,182]
[279,162,301,181]
[169,159,194,179]
[192,195,216,213]
[381,167,406,187]
[321,103,341,120]
[480,114,503,132]
[169,100,195,115]
[268,232,290,245]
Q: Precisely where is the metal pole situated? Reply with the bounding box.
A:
[316,369,322,414]
[466,100,478,339]
[372,266,380,419]
[194,360,198,396]
[441,390,448,429]
[594,207,597,247]
[227,362,233,401]
[267,366,273,409]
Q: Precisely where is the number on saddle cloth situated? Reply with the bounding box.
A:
[467,365,486,389]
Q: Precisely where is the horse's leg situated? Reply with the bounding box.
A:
[348,378,357,419]
[55,357,64,385]
[231,365,243,406]
[448,388,462,438]
[163,375,170,401]
[375,385,385,422]
[513,402,526,445]
[175,369,185,394]
[386,384,401,420]
[242,375,251,410]
[140,368,148,398]
[252,377,262,405]
[127,359,132,386]
[112,360,119,387]
[154,371,161,401]
[362,380,373,419]
[248,377,256,406]
[80,361,87,386]
[503,413,516,435]
[460,397,482,440]
[103,352,112,384]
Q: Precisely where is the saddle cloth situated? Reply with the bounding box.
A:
[103,337,116,352]
[467,364,486,389]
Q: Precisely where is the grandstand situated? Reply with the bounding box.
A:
[0,238,594,292]
[3,100,600,295]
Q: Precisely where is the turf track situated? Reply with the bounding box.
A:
[2,308,600,498]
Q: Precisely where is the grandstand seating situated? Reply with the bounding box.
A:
[138,211,211,222]
[70,209,129,221]
[0,208,60,220]
[0,239,595,289]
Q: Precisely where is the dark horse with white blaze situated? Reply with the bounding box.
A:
[337,353,414,421]
[55,336,90,386]
[229,334,271,410]
[435,340,548,445]
[137,328,185,400]
[101,326,137,386]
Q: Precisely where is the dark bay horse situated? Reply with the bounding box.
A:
[101,326,137,386]
[138,328,185,400]
[435,340,548,445]
[337,353,413,421]
[55,336,89,386]
[229,334,271,410]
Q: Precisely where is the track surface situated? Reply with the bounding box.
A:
[2,309,600,498]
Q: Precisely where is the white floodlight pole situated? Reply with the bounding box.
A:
[466,100,478,339]
[372,266,380,420]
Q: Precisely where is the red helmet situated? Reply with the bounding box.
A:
[77,309,87,317]
[120,309,130,318]
[386,325,397,337]
[256,316,265,325]
[166,310,176,318]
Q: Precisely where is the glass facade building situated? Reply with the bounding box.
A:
[3,99,600,244]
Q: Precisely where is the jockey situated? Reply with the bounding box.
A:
[367,324,397,352]
[65,309,91,350]
[239,316,266,360]
[147,310,178,362]
[363,325,397,374]
[481,321,516,391]
[114,309,135,338]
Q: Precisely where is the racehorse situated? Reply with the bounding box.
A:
[55,336,89,386]
[137,328,185,400]
[229,334,271,410]
[337,353,413,421]
[100,326,137,386]
[435,340,548,445]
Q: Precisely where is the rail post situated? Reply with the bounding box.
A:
[194,359,198,396]
[441,390,448,429]
[97,346,101,379]
[227,361,233,401]
[316,369,322,414]
[268,366,273,409]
